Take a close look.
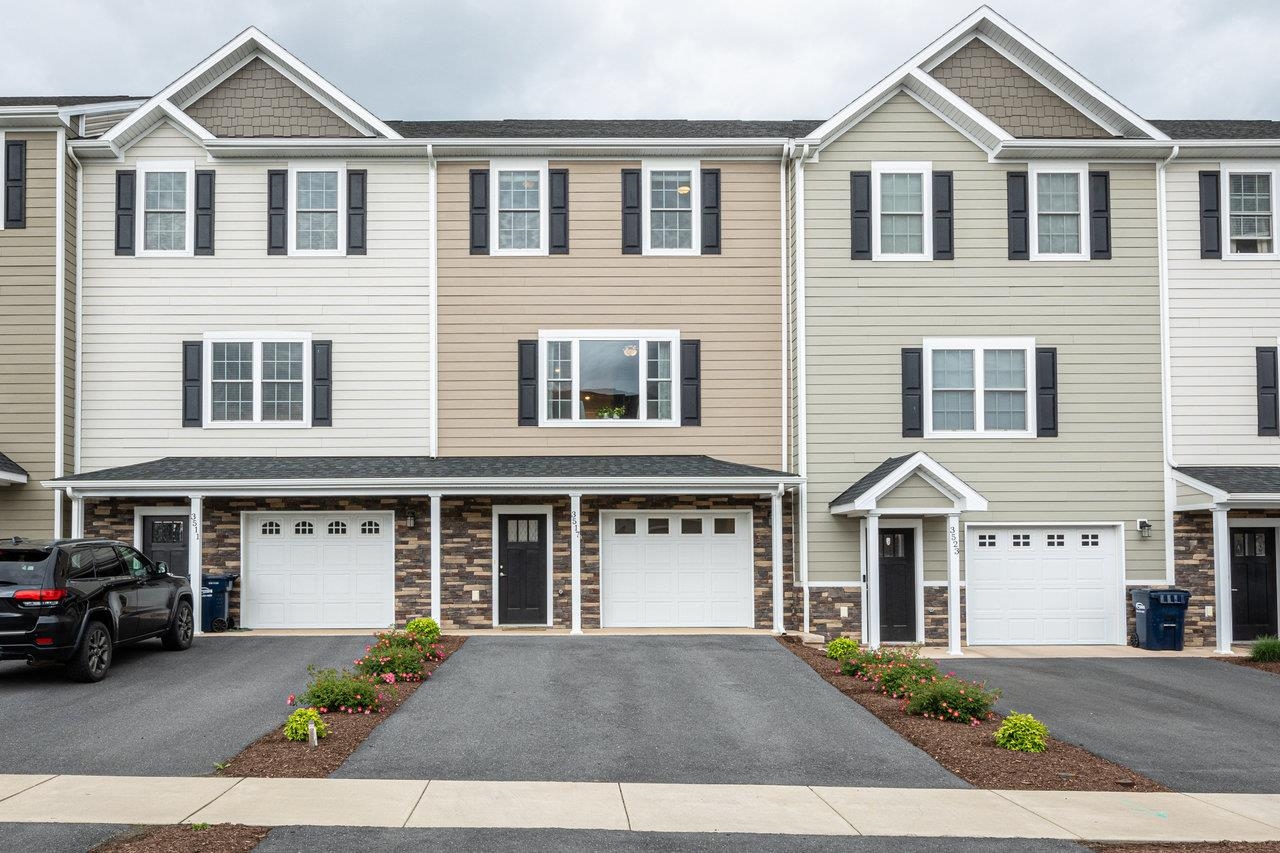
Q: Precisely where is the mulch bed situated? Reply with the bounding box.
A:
[780,636,1167,792]
[216,635,465,779]
[1219,657,1280,675]
[1090,844,1280,853]
[91,824,268,853]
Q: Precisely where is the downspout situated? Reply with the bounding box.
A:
[53,128,66,536]
[1156,145,1179,584]
[779,152,789,472]
[427,144,439,457]
[793,144,811,635]
[68,145,83,475]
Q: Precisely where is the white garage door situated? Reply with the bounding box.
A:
[601,511,753,628]
[243,512,395,629]
[966,526,1121,645]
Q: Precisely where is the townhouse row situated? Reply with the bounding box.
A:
[1,7,1276,651]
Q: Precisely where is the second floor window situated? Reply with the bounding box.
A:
[924,338,1035,438]
[539,331,678,425]
[872,162,931,259]
[1030,164,1087,260]
[137,162,193,255]
[491,160,548,255]
[295,170,339,251]
[205,333,310,427]
[1228,171,1273,255]
[644,161,699,254]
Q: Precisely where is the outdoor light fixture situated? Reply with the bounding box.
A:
[407,512,417,529]
[1138,519,1152,538]
[623,344,638,357]
[677,184,691,195]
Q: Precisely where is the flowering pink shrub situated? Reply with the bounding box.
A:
[903,676,1000,725]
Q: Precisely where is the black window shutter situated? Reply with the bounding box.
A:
[680,339,702,426]
[114,170,136,256]
[517,340,538,425]
[3,140,26,228]
[901,348,923,437]
[1258,347,1279,437]
[347,169,367,255]
[1199,170,1222,260]
[932,170,954,260]
[312,340,333,427]
[194,170,215,256]
[1036,347,1058,437]
[548,168,569,254]
[850,171,872,260]
[1007,171,1029,260]
[621,168,642,255]
[267,169,287,255]
[181,341,202,427]
[469,169,489,255]
[700,169,721,255]
[1089,171,1111,260]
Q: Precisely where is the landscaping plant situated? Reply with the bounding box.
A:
[405,616,442,645]
[993,712,1049,752]
[284,707,331,743]
[869,658,939,698]
[839,644,916,678]
[298,666,393,713]
[1248,634,1280,662]
[354,632,437,681]
[903,676,999,725]
[825,637,860,660]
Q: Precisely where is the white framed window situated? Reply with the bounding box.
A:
[537,329,680,427]
[288,163,345,256]
[201,331,312,428]
[923,337,1036,439]
[872,161,932,260]
[490,159,548,255]
[1029,163,1088,261]
[643,160,700,255]
[0,132,6,232]
[1222,164,1277,258]
[136,160,195,256]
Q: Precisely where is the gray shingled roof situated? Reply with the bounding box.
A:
[0,452,28,479]
[1152,120,1280,140]
[385,119,823,139]
[828,455,915,508]
[55,455,794,483]
[0,95,143,108]
[1177,466,1280,495]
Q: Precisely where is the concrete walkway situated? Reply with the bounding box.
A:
[2,775,1278,842]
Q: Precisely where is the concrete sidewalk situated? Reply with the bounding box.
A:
[1,775,1278,842]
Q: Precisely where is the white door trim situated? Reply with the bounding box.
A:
[1222,518,1280,640]
[491,504,555,628]
[873,519,924,644]
[132,506,188,550]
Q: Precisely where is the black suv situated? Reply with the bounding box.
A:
[0,538,194,681]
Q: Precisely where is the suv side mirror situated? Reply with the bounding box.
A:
[154,561,169,575]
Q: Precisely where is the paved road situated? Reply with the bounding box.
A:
[338,635,964,787]
[0,823,124,853]
[945,657,1280,793]
[0,636,368,776]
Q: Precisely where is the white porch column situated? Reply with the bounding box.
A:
[866,510,881,649]
[946,513,962,656]
[188,495,203,636]
[771,489,785,634]
[70,492,84,539]
[570,493,583,634]
[1212,505,1234,654]
[429,493,442,625]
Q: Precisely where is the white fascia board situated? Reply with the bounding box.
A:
[849,451,988,513]
[0,471,28,485]
[1170,470,1231,505]
[905,68,1012,146]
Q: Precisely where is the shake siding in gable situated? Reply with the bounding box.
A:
[802,93,1164,583]
[78,122,431,470]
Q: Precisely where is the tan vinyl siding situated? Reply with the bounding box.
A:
[877,474,954,509]
[436,159,785,467]
[82,109,134,139]
[1176,480,1214,506]
[802,93,1165,583]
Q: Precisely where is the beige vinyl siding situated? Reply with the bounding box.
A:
[82,109,134,139]
[0,132,58,536]
[878,474,955,509]
[1166,162,1280,465]
[802,93,1165,583]
[79,122,431,470]
[1176,480,1214,506]
[436,159,785,467]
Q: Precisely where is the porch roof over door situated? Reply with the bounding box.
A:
[828,451,987,516]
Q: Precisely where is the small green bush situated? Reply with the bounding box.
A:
[405,617,442,644]
[825,637,860,660]
[994,712,1049,752]
[283,707,330,743]
[298,666,394,713]
[904,676,1000,725]
[355,633,434,681]
[1248,635,1280,663]
[839,645,918,679]
[870,658,939,698]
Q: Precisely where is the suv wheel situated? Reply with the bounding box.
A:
[67,620,112,683]
[162,599,194,651]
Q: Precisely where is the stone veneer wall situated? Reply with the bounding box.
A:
[923,587,952,643]
[808,587,862,640]
[185,57,362,138]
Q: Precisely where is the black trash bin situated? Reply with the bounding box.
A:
[201,574,238,633]
[1130,588,1190,651]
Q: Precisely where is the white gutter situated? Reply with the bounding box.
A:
[44,475,803,493]
[427,144,439,457]
[53,128,66,536]
[1156,145,1180,584]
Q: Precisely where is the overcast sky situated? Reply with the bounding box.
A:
[4,0,1276,122]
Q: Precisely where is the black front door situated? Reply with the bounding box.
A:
[878,528,916,643]
[498,514,547,625]
[1231,527,1279,641]
[141,515,188,576]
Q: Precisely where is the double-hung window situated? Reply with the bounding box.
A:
[923,338,1036,438]
[643,161,699,254]
[289,164,344,255]
[538,330,679,426]
[490,159,548,255]
[203,332,311,427]
[1224,166,1275,256]
[1029,163,1088,260]
[872,162,931,260]
[137,161,194,255]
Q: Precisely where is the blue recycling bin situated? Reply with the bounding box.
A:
[201,574,238,633]
[1130,588,1190,651]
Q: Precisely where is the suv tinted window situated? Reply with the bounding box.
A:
[66,548,95,580]
[0,549,55,584]
[115,546,150,579]
[91,546,126,579]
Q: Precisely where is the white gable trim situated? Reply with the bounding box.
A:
[1170,470,1230,506]
[830,452,989,515]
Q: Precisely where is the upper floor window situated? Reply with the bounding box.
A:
[1029,164,1088,260]
[538,330,679,426]
[643,161,699,255]
[923,337,1036,438]
[203,331,311,428]
[289,164,345,256]
[1226,170,1273,256]
[137,161,194,256]
[872,162,931,260]
[490,159,548,255]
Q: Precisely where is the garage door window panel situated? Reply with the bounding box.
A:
[539,331,680,425]
[924,338,1036,438]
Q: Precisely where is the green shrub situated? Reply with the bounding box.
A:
[355,632,434,681]
[283,707,331,743]
[870,659,939,698]
[839,645,919,679]
[298,666,394,713]
[1248,635,1280,663]
[994,712,1049,752]
[405,617,442,644]
[904,676,1000,725]
[825,637,860,660]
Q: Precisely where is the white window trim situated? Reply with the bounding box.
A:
[287,162,346,257]
[1221,161,1279,261]
[0,131,5,232]
[536,328,681,428]
[135,160,196,257]
[871,161,932,261]
[201,330,312,429]
[923,336,1037,439]
[642,159,700,256]
[489,158,549,256]
[1028,162,1089,261]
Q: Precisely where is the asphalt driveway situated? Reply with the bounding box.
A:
[0,635,368,776]
[944,657,1280,793]
[337,635,964,787]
